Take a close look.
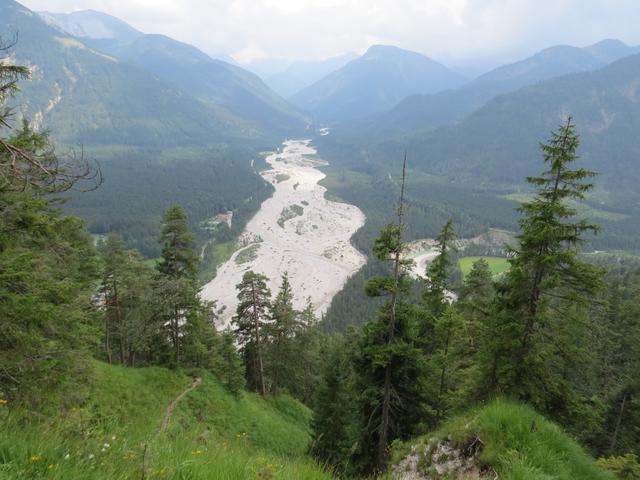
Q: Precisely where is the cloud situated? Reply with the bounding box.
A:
[18,0,640,69]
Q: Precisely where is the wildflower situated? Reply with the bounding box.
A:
[111,435,116,441]
[31,455,42,462]
[64,453,70,460]
[88,454,95,460]
[0,399,7,406]
[47,464,56,470]
[103,443,110,449]
[191,449,202,456]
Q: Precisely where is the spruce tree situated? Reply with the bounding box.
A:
[268,272,298,393]
[486,117,604,408]
[216,330,246,395]
[0,60,99,404]
[100,233,156,366]
[354,157,427,473]
[158,205,199,281]
[423,219,457,319]
[233,270,271,395]
[310,335,358,475]
[156,205,200,367]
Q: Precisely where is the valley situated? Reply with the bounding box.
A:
[201,139,366,326]
[3,2,640,478]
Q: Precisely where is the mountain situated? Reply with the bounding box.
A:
[375,53,640,203]
[1,0,300,257]
[290,45,467,123]
[2,1,276,147]
[38,9,142,46]
[36,8,306,137]
[363,39,640,139]
[265,52,358,98]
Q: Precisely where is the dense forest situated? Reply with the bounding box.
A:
[2,18,640,480]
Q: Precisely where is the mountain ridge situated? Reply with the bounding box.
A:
[291,44,467,123]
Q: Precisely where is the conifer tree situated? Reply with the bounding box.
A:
[216,330,246,395]
[310,335,358,475]
[268,272,299,393]
[158,205,199,281]
[0,58,99,404]
[156,205,200,367]
[233,270,271,395]
[354,156,427,473]
[423,219,457,318]
[100,233,156,366]
[486,117,604,407]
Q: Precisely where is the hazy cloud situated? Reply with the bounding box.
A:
[19,0,640,70]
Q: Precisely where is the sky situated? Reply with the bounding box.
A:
[19,0,640,74]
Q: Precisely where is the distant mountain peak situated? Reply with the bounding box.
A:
[364,44,400,54]
[292,44,466,122]
[38,9,142,42]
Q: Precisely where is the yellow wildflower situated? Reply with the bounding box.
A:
[31,455,42,462]
[191,449,202,456]
[0,399,7,406]
[47,464,56,470]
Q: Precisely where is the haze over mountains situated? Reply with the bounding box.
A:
[40,9,307,136]
[264,52,358,98]
[357,39,640,139]
[290,45,467,122]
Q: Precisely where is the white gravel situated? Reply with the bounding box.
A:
[200,139,367,328]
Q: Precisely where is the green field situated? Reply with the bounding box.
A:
[459,256,510,278]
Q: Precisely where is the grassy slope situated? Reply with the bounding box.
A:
[388,400,613,480]
[0,362,331,479]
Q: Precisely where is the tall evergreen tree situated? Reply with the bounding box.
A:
[233,270,271,395]
[354,157,428,473]
[0,57,99,405]
[155,205,200,367]
[99,233,157,366]
[423,219,457,319]
[310,335,358,475]
[216,330,246,396]
[484,118,604,410]
[158,205,199,281]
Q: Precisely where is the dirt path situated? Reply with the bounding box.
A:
[142,377,202,477]
[157,376,202,436]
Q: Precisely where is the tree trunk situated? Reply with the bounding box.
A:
[437,323,452,419]
[251,281,266,395]
[173,306,180,367]
[609,391,628,453]
[377,154,407,471]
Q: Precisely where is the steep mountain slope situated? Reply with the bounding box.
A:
[364,39,640,138]
[265,52,358,98]
[36,8,306,136]
[2,0,264,147]
[377,53,640,201]
[291,45,466,122]
[104,34,307,134]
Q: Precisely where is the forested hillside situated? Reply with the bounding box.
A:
[355,39,640,139]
